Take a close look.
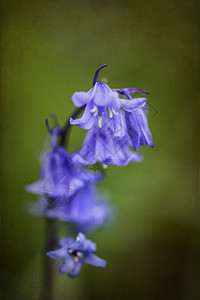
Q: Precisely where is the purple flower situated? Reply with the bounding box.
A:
[25,146,103,207]
[47,232,106,277]
[116,88,154,151]
[70,66,153,166]
[72,116,143,166]
[46,184,114,234]
[70,81,147,138]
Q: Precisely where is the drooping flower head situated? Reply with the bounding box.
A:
[70,65,153,166]
[70,65,147,138]
[72,121,143,166]
[47,232,106,277]
[25,128,103,208]
[46,183,115,234]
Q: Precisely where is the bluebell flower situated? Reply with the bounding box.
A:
[70,83,147,138]
[46,232,106,277]
[72,116,143,166]
[70,66,153,166]
[46,184,114,234]
[25,133,103,207]
[115,88,154,151]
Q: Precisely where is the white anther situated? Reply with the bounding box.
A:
[68,249,73,254]
[112,108,119,115]
[91,105,98,117]
[107,107,113,118]
[76,251,83,258]
[91,106,97,112]
[98,116,102,128]
[74,256,79,263]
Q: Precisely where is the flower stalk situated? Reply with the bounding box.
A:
[25,65,154,299]
[43,218,57,300]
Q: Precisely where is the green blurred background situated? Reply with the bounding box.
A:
[1,0,199,299]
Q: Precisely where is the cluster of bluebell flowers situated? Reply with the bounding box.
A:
[71,67,153,166]
[26,65,153,279]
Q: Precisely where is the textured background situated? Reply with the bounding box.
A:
[1,0,199,299]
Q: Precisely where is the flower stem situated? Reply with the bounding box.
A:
[42,218,57,300]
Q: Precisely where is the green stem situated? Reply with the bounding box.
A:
[43,218,57,300]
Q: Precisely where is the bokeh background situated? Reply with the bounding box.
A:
[1,0,199,299]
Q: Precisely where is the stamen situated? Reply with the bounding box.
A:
[93,110,98,117]
[91,105,98,117]
[112,108,119,115]
[107,107,113,118]
[91,106,97,113]
[74,256,79,263]
[68,249,73,254]
[98,116,102,128]
[76,251,83,258]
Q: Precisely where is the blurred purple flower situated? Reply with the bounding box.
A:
[47,232,106,277]
[25,146,103,207]
[46,184,114,234]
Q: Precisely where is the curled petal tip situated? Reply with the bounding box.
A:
[93,64,108,86]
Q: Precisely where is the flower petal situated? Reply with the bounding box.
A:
[136,109,154,147]
[75,198,114,234]
[46,206,67,220]
[113,110,126,138]
[125,111,140,151]
[69,232,97,253]
[59,257,75,274]
[111,142,143,166]
[95,135,112,164]
[46,248,68,259]
[121,97,147,112]
[72,128,96,166]
[78,168,104,183]
[25,180,43,194]
[93,83,117,107]
[113,88,149,95]
[70,104,95,130]
[72,152,96,166]
[82,253,107,268]
[71,89,93,107]
[59,237,75,247]
[72,124,112,166]
[68,262,83,278]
